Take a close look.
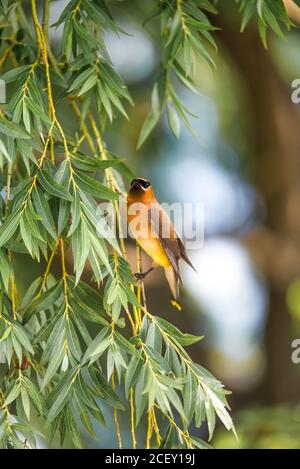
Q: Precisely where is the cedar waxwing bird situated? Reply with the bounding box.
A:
[127,178,196,303]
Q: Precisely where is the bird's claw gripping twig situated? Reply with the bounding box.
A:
[134,272,147,281]
[134,267,154,281]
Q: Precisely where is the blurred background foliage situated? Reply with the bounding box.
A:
[3,0,300,448]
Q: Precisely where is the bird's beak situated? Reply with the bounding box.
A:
[131,179,140,189]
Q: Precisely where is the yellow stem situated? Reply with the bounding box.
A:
[0,47,11,69]
[69,100,96,153]
[72,0,82,19]
[135,244,143,325]
[5,164,17,320]
[112,371,122,448]
[87,112,125,196]
[130,388,137,449]
[72,134,85,153]
[42,0,50,39]
[146,409,153,449]
[11,280,17,321]
[60,239,69,320]
[25,125,54,203]
[31,0,77,187]
[5,166,12,218]
[38,240,59,295]
[159,407,192,448]
[177,0,189,36]
[126,305,136,335]
[152,407,161,447]
[0,33,16,69]
[8,50,18,68]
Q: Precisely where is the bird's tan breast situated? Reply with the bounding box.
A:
[127,195,171,267]
[136,236,170,267]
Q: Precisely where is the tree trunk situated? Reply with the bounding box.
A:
[218,19,300,404]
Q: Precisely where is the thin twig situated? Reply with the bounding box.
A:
[130,388,137,449]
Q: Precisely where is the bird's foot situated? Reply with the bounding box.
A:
[134,267,154,281]
[170,299,182,311]
[134,272,147,281]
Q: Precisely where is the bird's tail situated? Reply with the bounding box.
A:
[164,265,179,300]
[164,265,182,311]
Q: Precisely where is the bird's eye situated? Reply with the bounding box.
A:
[139,179,150,189]
[131,178,151,189]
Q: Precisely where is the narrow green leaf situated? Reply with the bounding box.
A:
[0,208,22,247]
[12,323,34,354]
[4,383,21,406]
[32,187,56,239]
[0,65,30,83]
[37,170,73,201]
[81,327,111,365]
[167,105,180,138]
[74,171,118,200]
[68,191,81,236]
[183,369,197,424]
[21,388,30,421]
[47,381,73,423]
[125,355,143,398]
[0,249,10,290]
[43,343,65,389]
[0,117,31,139]
[137,110,160,149]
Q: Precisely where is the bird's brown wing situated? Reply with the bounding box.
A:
[148,205,182,282]
[148,204,196,274]
[176,236,197,272]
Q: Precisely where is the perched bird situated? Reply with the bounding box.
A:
[127,177,196,303]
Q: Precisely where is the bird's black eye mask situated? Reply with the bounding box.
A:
[131,178,151,190]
